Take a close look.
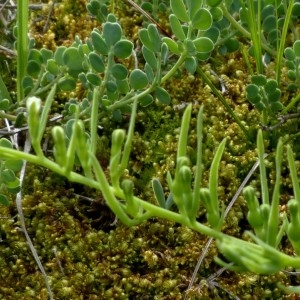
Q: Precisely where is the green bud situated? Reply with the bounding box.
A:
[52,126,67,167]
[111,129,125,158]
[27,96,41,142]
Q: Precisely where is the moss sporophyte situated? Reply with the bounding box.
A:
[0,0,300,298]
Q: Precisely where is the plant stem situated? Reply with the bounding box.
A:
[17,0,29,102]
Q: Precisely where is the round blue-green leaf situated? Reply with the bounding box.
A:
[145,63,154,83]
[7,178,20,193]
[2,169,16,183]
[28,49,43,64]
[210,7,223,22]
[129,69,148,90]
[292,3,300,16]
[224,38,239,53]
[249,95,262,105]
[284,47,295,60]
[111,64,128,80]
[141,2,152,11]
[155,87,171,104]
[5,159,23,172]
[91,30,108,54]
[206,0,223,6]
[265,79,278,94]
[40,71,55,86]
[106,81,117,93]
[14,112,25,128]
[255,102,265,111]
[86,73,101,86]
[113,40,133,58]
[63,47,83,71]
[185,57,197,74]
[78,72,87,86]
[192,8,212,30]
[285,60,295,70]
[107,13,117,22]
[0,194,10,207]
[0,138,12,149]
[293,40,300,57]
[246,84,260,99]
[89,52,105,73]
[185,39,196,55]
[262,5,275,19]
[162,37,180,55]
[186,0,202,19]
[169,14,186,41]
[58,77,77,91]
[54,46,67,65]
[262,15,276,33]
[287,70,297,81]
[193,37,214,53]
[140,94,153,107]
[270,102,283,112]
[0,99,9,110]
[27,60,41,77]
[22,76,34,93]
[170,0,190,22]
[40,48,53,63]
[103,22,122,46]
[196,52,211,61]
[268,89,281,102]
[251,75,267,86]
[116,79,130,94]
[46,59,59,76]
[204,27,219,44]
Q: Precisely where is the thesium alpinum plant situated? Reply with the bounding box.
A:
[0,0,300,298]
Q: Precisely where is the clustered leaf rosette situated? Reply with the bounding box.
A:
[246,74,283,117]
[162,0,219,73]
[284,40,300,91]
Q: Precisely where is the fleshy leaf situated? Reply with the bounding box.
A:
[129,69,148,90]
[170,0,190,22]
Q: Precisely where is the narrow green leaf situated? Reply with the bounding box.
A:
[0,194,10,206]
[147,24,161,52]
[152,178,166,208]
[91,30,109,54]
[169,14,186,41]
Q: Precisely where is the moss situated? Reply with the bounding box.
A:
[1,1,300,299]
